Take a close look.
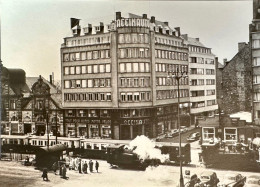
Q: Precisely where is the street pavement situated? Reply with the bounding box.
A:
[0,158,259,187]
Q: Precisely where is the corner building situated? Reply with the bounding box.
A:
[61,12,190,139]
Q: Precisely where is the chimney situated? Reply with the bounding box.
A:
[181,34,188,40]
[49,75,52,85]
[223,58,228,66]
[195,38,199,41]
[116,12,121,20]
[164,22,168,26]
[151,16,155,23]
[100,22,104,32]
[238,42,247,52]
[143,14,147,19]
[174,27,180,37]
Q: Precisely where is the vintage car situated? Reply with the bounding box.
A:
[217,173,246,187]
[199,171,220,187]
[244,175,260,187]
[184,173,201,187]
[187,132,200,142]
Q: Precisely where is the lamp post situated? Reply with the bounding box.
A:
[168,68,188,187]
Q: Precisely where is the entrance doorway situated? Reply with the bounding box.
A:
[24,123,31,134]
[133,125,143,139]
[36,125,45,136]
[121,125,131,140]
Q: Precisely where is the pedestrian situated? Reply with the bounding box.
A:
[62,164,67,179]
[42,168,48,181]
[52,161,58,175]
[83,161,88,174]
[95,161,99,173]
[89,160,93,172]
[78,159,82,173]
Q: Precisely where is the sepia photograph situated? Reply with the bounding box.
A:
[0,0,260,186]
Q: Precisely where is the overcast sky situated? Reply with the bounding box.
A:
[1,0,252,80]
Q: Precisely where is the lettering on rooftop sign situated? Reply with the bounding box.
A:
[116,18,150,28]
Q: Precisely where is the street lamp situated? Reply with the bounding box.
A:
[168,68,188,187]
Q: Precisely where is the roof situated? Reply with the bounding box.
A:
[128,13,175,32]
[229,111,252,123]
[184,37,206,48]
[26,77,62,108]
[198,116,220,127]
[218,62,224,69]
[39,144,67,153]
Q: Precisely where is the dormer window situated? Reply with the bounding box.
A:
[72,29,77,35]
[95,26,100,32]
[83,27,89,34]
[155,27,159,33]
[107,25,110,31]
[162,28,166,34]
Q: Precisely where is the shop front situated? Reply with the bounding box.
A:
[89,124,99,138]
[35,123,46,136]
[101,125,111,138]
[119,118,150,140]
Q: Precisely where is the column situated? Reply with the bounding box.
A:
[130,125,133,139]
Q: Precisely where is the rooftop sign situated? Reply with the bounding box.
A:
[116,18,150,28]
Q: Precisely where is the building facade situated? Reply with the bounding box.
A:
[182,35,218,124]
[216,43,252,115]
[251,0,260,125]
[0,64,63,136]
[61,12,190,140]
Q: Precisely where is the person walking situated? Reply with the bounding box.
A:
[83,161,88,174]
[62,164,67,179]
[52,162,58,175]
[42,168,48,181]
[89,160,93,172]
[95,161,99,173]
[78,159,82,173]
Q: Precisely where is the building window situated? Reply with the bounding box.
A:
[76,80,81,88]
[203,127,215,140]
[253,39,260,48]
[224,128,237,142]
[106,93,111,101]
[127,93,133,101]
[121,93,126,101]
[76,66,81,74]
[105,64,111,73]
[207,99,216,106]
[82,80,87,88]
[93,65,98,73]
[65,80,70,88]
[10,100,16,109]
[88,79,93,87]
[206,90,215,96]
[87,66,92,74]
[100,93,105,101]
[82,66,86,74]
[254,57,260,66]
[70,67,75,74]
[100,64,105,73]
[133,92,140,101]
[64,67,69,75]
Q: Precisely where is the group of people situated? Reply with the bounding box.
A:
[42,158,100,181]
[71,158,99,174]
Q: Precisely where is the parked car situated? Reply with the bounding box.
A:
[244,175,260,187]
[187,132,200,142]
[199,171,220,187]
[165,133,173,138]
[184,173,201,187]
[180,126,188,133]
[217,173,246,187]
[171,129,179,136]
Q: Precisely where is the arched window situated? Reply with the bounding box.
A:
[11,116,18,121]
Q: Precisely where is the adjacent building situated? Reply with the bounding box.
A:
[0,63,63,137]
[182,34,218,124]
[61,12,190,140]
[216,43,252,115]
[251,0,260,125]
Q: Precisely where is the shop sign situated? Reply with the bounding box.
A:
[65,118,111,124]
[89,125,98,128]
[116,18,150,28]
[101,125,110,128]
[123,119,149,125]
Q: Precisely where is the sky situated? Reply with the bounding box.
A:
[1,0,252,81]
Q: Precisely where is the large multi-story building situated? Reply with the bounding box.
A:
[61,12,190,140]
[182,34,218,124]
[251,0,260,125]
